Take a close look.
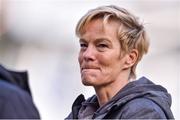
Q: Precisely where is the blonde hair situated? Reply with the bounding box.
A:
[76,5,149,79]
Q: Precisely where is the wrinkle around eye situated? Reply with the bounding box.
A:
[97,44,109,48]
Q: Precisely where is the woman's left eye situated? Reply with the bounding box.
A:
[98,44,108,48]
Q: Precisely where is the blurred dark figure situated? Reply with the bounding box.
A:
[0,64,40,119]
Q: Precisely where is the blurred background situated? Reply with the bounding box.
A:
[0,0,179,119]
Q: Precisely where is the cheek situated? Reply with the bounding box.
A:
[97,54,115,67]
[98,54,122,73]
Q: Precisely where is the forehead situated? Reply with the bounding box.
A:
[80,18,120,40]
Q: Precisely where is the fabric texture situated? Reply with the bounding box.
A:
[0,64,40,119]
[66,77,174,119]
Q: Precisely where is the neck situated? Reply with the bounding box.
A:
[94,75,129,107]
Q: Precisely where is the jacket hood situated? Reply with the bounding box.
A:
[98,77,173,118]
[0,64,31,95]
[73,77,174,119]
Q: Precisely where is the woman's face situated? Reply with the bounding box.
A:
[78,18,127,87]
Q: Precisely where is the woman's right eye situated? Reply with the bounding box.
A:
[80,43,87,48]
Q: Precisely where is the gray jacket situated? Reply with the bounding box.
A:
[66,77,174,119]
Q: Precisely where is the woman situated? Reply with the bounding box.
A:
[66,5,174,119]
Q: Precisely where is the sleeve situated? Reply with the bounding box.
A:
[120,98,167,119]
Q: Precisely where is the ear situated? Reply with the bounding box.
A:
[123,49,138,69]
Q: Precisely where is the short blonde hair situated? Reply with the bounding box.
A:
[76,5,149,79]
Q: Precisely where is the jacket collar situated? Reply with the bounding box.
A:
[72,77,173,119]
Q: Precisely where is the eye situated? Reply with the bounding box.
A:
[80,43,87,49]
[96,43,109,52]
[97,43,108,48]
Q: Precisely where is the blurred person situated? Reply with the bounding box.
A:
[0,64,40,119]
[66,5,174,119]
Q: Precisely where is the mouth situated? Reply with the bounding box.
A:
[81,66,100,72]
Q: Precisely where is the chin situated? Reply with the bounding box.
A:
[82,77,114,87]
[81,78,97,86]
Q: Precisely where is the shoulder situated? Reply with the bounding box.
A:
[0,80,40,118]
[0,80,30,100]
[120,98,166,119]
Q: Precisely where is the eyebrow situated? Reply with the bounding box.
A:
[79,37,112,44]
[79,38,86,43]
[95,38,111,44]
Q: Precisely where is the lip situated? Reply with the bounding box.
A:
[81,68,100,74]
[82,68,99,71]
[81,65,100,71]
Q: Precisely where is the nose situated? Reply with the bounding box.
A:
[82,45,96,61]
